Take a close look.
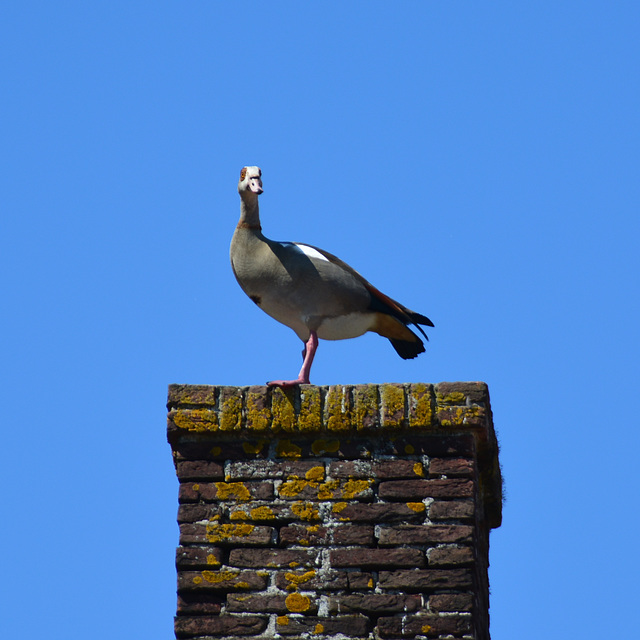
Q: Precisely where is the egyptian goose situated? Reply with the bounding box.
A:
[230,166,434,387]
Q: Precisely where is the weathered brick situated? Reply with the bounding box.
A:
[378,568,472,590]
[226,593,320,614]
[332,524,375,545]
[175,460,225,480]
[277,477,374,501]
[428,546,474,566]
[176,546,223,569]
[179,523,274,546]
[373,459,426,479]
[330,502,426,523]
[328,460,373,477]
[330,548,424,569]
[274,569,374,592]
[226,460,323,480]
[179,480,274,502]
[229,548,319,568]
[378,524,473,545]
[428,593,473,613]
[276,614,369,637]
[378,614,472,638]
[174,614,267,637]
[177,503,222,523]
[176,592,224,615]
[428,500,475,521]
[378,478,473,500]
[178,570,268,592]
[385,434,476,457]
[328,594,423,614]
[280,523,329,546]
[428,457,475,477]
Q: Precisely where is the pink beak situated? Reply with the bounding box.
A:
[249,178,263,194]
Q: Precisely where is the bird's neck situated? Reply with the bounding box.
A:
[238,198,262,230]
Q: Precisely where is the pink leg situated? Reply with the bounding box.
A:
[267,331,318,387]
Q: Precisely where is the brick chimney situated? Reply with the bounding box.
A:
[167,382,502,640]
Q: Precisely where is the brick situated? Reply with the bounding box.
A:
[428,593,473,613]
[176,591,223,615]
[178,481,273,502]
[429,500,475,521]
[330,502,426,523]
[378,479,473,500]
[373,459,426,479]
[378,569,472,590]
[328,594,422,614]
[229,548,318,568]
[428,457,475,477]
[179,523,274,546]
[330,548,424,569]
[226,460,323,480]
[428,546,474,566]
[378,524,473,545]
[178,570,268,592]
[226,593,320,614]
[328,460,373,477]
[276,614,369,637]
[176,546,223,569]
[274,569,374,592]
[174,614,267,637]
[385,434,476,457]
[176,460,225,480]
[177,503,222,523]
[229,501,322,523]
[280,523,374,546]
[277,477,374,501]
[332,524,375,545]
[378,614,472,638]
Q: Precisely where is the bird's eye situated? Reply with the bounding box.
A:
[240,168,247,181]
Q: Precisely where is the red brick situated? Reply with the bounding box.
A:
[378,524,473,545]
[332,524,375,545]
[428,457,475,477]
[428,593,473,613]
[277,477,373,500]
[331,502,426,523]
[177,503,222,523]
[229,548,318,568]
[428,546,474,566]
[176,546,223,569]
[178,570,268,592]
[276,614,369,637]
[274,570,373,592]
[328,594,422,614]
[176,592,224,615]
[328,460,373,477]
[228,501,322,522]
[176,460,224,480]
[179,523,274,546]
[378,478,473,500]
[330,548,424,569]
[378,614,472,638]
[174,614,267,637]
[226,460,324,480]
[429,500,475,521]
[226,593,320,614]
[178,481,273,502]
[372,459,426,479]
[378,568,472,590]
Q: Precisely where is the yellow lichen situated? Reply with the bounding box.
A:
[413,462,425,477]
[206,554,220,566]
[353,385,378,430]
[298,387,322,431]
[313,623,324,634]
[245,393,271,431]
[277,616,289,626]
[421,624,432,633]
[288,561,300,568]
[341,478,373,499]
[193,575,203,584]
[305,466,325,482]
[317,479,340,500]
[284,570,316,591]
[285,592,311,612]
[279,477,314,498]
[380,384,405,428]
[230,510,248,521]
[172,409,219,433]
[201,569,240,584]
[271,389,296,431]
[409,382,433,427]
[206,523,255,543]
[291,502,320,521]
[407,502,425,513]
[404,444,415,454]
[311,439,340,455]
[332,502,348,513]
[325,386,352,431]
[251,506,275,520]
[214,482,251,501]
[276,440,302,458]
[242,441,267,454]
[219,393,242,431]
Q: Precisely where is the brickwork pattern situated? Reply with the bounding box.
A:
[167,382,501,640]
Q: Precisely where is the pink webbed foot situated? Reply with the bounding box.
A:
[267,331,318,388]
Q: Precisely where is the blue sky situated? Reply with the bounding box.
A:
[2,2,639,638]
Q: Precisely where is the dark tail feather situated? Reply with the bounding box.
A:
[389,337,426,360]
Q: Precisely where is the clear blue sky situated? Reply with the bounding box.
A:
[2,2,639,638]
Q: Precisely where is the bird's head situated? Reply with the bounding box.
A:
[238,166,263,199]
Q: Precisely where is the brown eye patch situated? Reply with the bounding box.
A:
[240,167,247,181]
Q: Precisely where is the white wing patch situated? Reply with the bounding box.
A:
[293,243,330,262]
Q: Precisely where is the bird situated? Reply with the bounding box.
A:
[230,166,434,387]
